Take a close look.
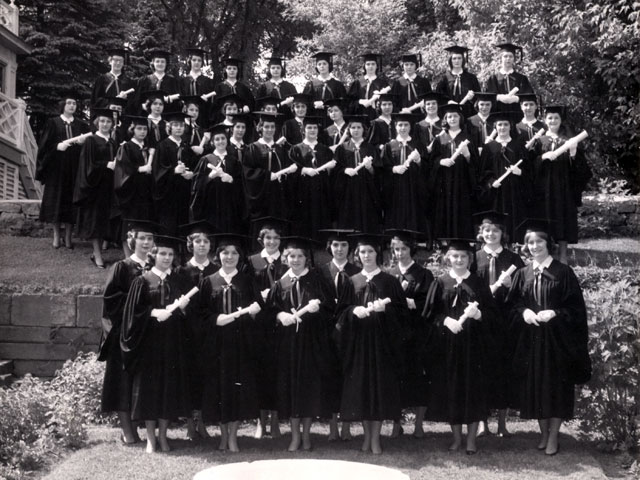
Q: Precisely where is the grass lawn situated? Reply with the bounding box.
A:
[39,421,617,480]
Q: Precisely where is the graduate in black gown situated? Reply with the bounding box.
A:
[435,45,480,119]
[422,238,498,454]
[317,229,361,442]
[247,217,290,440]
[429,103,480,240]
[282,94,311,149]
[181,95,209,164]
[334,115,382,232]
[152,112,194,235]
[120,235,192,454]
[73,109,118,269]
[414,91,447,155]
[243,112,295,221]
[174,221,219,441]
[213,93,243,139]
[91,47,134,111]
[516,93,546,144]
[190,124,247,232]
[385,229,434,439]
[141,90,168,150]
[321,98,348,148]
[212,58,255,124]
[113,116,155,256]
[256,57,298,119]
[391,53,432,111]
[198,233,262,452]
[179,48,215,128]
[135,49,180,115]
[288,116,336,237]
[303,52,347,127]
[381,113,429,233]
[268,237,340,452]
[477,112,532,238]
[348,53,389,120]
[506,219,590,456]
[100,220,157,445]
[367,93,396,153]
[228,113,250,166]
[466,92,497,154]
[531,105,591,263]
[336,233,407,455]
[472,211,525,438]
[485,43,534,114]
[36,94,90,250]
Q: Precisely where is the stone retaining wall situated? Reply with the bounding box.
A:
[0,293,101,377]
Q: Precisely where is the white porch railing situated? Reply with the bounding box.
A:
[0,0,19,35]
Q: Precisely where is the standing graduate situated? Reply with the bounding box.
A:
[228,113,251,165]
[334,115,382,232]
[532,105,591,263]
[268,236,341,452]
[190,123,247,233]
[485,43,534,114]
[100,220,157,445]
[348,53,389,120]
[136,49,180,114]
[288,116,336,237]
[142,90,168,150]
[321,98,348,148]
[506,219,591,455]
[198,233,262,452]
[381,112,429,234]
[435,45,480,119]
[429,103,480,240]
[73,108,118,269]
[472,211,524,437]
[477,111,532,238]
[120,235,192,454]
[414,91,447,153]
[36,93,90,250]
[152,112,194,235]
[422,238,498,454]
[390,53,432,111]
[282,93,311,149]
[247,217,290,440]
[244,113,295,221]
[303,52,348,127]
[91,47,134,111]
[256,57,298,118]
[214,93,244,138]
[336,233,408,455]
[179,48,215,128]
[181,95,208,162]
[212,58,255,124]
[367,93,397,153]
[175,221,219,441]
[516,93,546,143]
[113,116,155,255]
[467,92,497,153]
[385,229,434,439]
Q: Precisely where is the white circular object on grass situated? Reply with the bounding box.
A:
[193,459,409,480]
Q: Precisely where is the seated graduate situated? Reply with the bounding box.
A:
[391,53,432,112]
[348,52,389,120]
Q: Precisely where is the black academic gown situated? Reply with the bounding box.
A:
[322,122,348,147]
[386,262,434,408]
[211,80,256,124]
[435,70,481,118]
[282,118,305,149]
[120,269,191,421]
[532,135,591,243]
[422,272,498,424]
[477,138,532,238]
[91,72,135,111]
[334,139,382,232]
[303,77,347,127]
[113,140,155,226]
[268,269,341,419]
[146,118,168,150]
[428,130,480,239]
[506,260,590,419]
[256,80,298,118]
[485,71,533,113]
[36,116,90,224]
[73,134,118,240]
[288,142,335,237]
[467,114,493,151]
[475,248,525,410]
[367,117,396,153]
[198,270,262,423]
[179,74,215,128]
[390,75,432,110]
[381,137,429,234]
[415,118,442,154]
[243,140,294,221]
[190,151,247,233]
[347,76,389,119]
[336,270,408,421]
[100,257,148,413]
[135,73,180,114]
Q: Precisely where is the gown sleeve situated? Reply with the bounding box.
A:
[120,275,153,373]
[35,119,59,183]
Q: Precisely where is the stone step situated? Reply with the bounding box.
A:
[0,359,13,375]
[0,372,14,388]
[568,238,640,268]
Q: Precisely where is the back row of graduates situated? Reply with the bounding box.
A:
[100,215,590,456]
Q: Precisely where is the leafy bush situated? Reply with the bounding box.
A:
[578,178,638,238]
[575,266,640,451]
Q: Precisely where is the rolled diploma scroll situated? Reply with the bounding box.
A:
[490,265,518,294]
[456,301,480,327]
[492,159,523,188]
[364,297,391,313]
[450,139,470,163]
[542,130,589,161]
[525,128,545,150]
[166,286,199,313]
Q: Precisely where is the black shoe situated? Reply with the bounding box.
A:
[90,254,105,269]
[466,449,477,455]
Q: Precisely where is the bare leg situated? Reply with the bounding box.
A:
[477,419,489,437]
[362,421,371,452]
[466,421,479,454]
[255,410,268,439]
[558,241,568,264]
[63,223,73,248]
[117,411,139,443]
[537,418,550,450]
[219,423,229,451]
[91,239,104,267]
[497,409,510,436]
[228,421,240,452]
[145,420,157,453]
[341,421,353,441]
[328,413,339,441]
[270,411,281,438]
[413,406,426,438]
[288,418,301,451]
[158,419,170,452]
[52,222,61,248]
[370,421,383,455]
[449,424,462,451]
[545,418,562,455]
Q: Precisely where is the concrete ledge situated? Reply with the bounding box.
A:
[11,294,76,327]
[13,360,66,377]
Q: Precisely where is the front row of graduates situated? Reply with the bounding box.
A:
[99,215,590,456]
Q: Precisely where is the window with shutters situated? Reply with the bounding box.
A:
[0,158,19,199]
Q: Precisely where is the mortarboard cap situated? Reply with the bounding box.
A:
[61,90,85,102]
[544,104,567,119]
[495,43,523,61]
[207,123,230,137]
[400,53,422,67]
[125,115,150,127]
[211,233,250,250]
[90,108,113,120]
[323,98,346,110]
[292,93,312,105]
[230,113,252,125]
[439,102,465,117]
[515,218,555,240]
[255,96,280,110]
[143,90,167,102]
[391,112,420,124]
[107,47,129,61]
[218,93,244,108]
[518,93,539,104]
[148,49,171,61]
[123,219,161,234]
[377,92,397,103]
[162,111,190,123]
[473,210,509,226]
[153,235,182,249]
[437,237,478,252]
[348,233,389,252]
[181,95,203,107]
[344,115,369,126]
[223,57,244,67]
[474,92,497,103]
[179,221,216,238]
[419,91,450,104]
[281,236,322,250]
[186,47,207,59]
[318,229,359,243]
[303,116,323,126]
[312,52,334,72]
[105,97,128,110]
[444,45,470,55]
[487,111,516,125]
[252,217,291,236]
[361,52,383,71]
[254,111,283,124]
[267,57,284,67]
[385,229,426,245]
